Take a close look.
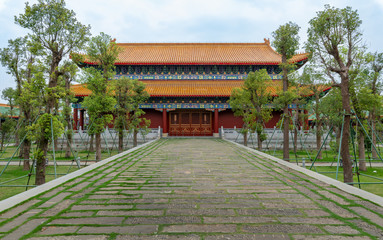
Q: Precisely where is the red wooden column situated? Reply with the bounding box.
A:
[214,109,219,137]
[79,110,84,130]
[162,109,168,137]
[73,108,78,130]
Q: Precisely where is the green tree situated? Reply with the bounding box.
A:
[126,82,150,148]
[367,52,383,160]
[230,69,272,149]
[299,65,327,159]
[306,5,363,184]
[59,61,78,158]
[2,88,17,118]
[81,32,120,161]
[0,118,17,152]
[82,69,116,161]
[347,49,374,171]
[15,0,90,185]
[0,37,43,170]
[272,21,300,161]
[319,88,344,152]
[113,77,149,152]
[1,88,18,151]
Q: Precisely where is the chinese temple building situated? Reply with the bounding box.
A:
[71,39,328,137]
[0,103,19,121]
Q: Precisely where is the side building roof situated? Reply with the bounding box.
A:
[0,103,19,118]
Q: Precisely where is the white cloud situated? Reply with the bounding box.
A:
[0,0,8,11]
[374,0,383,9]
[66,0,321,43]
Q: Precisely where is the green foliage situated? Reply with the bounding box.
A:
[0,36,29,81]
[15,0,91,57]
[319,88,343,126]
[1,0,91,184]
[230,69,272,143]
[1,88,16,107]
[272,22,300,60]
[87,32,121,77]
[27,113,64,142]
[1,88,17,116]
[112,77,150,132]
[272,90,298,110]
[0,118,17,145]
[0,36,45,122]
[81,33,121,137]
[306,5,362,82]
[81,68,116,134]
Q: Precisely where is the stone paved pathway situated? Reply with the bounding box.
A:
[1,138,383,239]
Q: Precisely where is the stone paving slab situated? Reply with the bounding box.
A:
[0,138,383,239]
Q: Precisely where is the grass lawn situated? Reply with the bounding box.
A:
[0,147,122,163]
[261,149,383,197]
[262,149,383,164]
[0,165,79,201]
[309,166,383,197]
[0,146,125,201]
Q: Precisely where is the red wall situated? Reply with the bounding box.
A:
[265,111,282,128]
[218,110,244,128]
[218,110,282,129]
[100,109,282,130]
[143,109,163,128]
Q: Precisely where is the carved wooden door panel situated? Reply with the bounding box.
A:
[169,111,212,136]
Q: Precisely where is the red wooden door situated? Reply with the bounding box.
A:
[169,110,212,136]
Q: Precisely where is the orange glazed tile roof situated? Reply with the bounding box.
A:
[71,80,330,98]
[81,40,309,65]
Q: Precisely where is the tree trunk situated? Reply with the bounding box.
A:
[133,129,138,147]
[65,130,72,158]
[358,128,367,171]
[54,139,59,151]
[22,138,31,171]
[335,126,341,148]
[95,132,101,161]
[35,137,48,185]
[0,134,4,152]
[371,111,378,159]
[89,134,94,152]
[316,123,322,160]
[257,132,262,150]
[283,108,289,161]
[118,129,123,152]
[34,53,62,185]
[14,129,20,147]
[282,54,289,161]
[340,81,353,184]
[65,95,72,158]
[315,93,322,159]
[294,110,298,154]
[242,130,247,147]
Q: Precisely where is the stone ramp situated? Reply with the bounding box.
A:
[0,138,382,239]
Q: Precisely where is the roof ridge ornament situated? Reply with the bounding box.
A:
[264,38,270,46]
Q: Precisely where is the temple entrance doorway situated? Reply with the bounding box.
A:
[168,110,212,136]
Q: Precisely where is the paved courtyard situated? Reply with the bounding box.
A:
[0,138,383,239]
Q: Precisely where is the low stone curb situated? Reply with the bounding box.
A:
[226,139,383,207]
[0,139,159,213]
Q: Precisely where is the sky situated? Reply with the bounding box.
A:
[0,0,382,102]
